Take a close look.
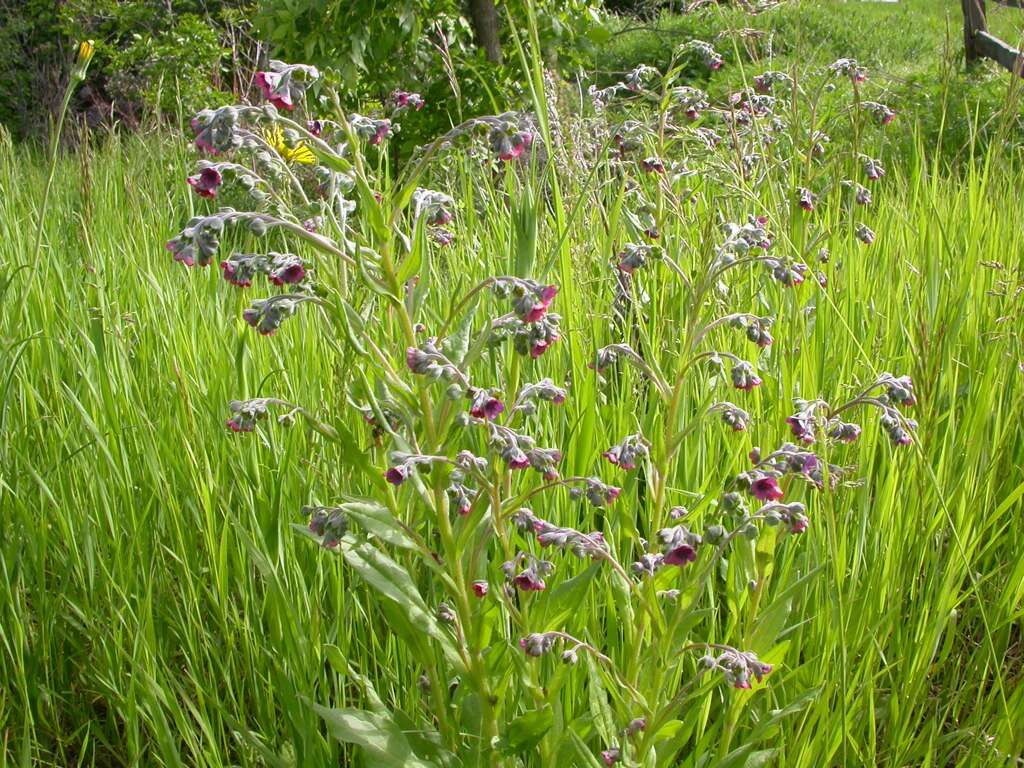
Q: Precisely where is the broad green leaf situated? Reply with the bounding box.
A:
[541,562,600,629]
[341,539,464,673]
[499,706,554,756]
[312,705,432,767]
[342,501,418,551]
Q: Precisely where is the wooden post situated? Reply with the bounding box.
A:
[963,0,988,64]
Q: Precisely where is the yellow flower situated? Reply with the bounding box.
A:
[263,125,315,165]
[72,40,96,81]
[76,40,95,66]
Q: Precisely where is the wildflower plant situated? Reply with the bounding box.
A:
[167,35,918,765]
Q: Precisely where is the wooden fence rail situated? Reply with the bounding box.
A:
[963,0,1024,75]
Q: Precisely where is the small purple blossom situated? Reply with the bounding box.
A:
[602,434,649,471]
[855,224,875,245]
[751,475,784,502]
[390,89,425,111]
[657,524,702,567]
[468,388,505,420]
[187,166,222,198]
[730,361,762,392]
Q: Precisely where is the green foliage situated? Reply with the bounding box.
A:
[59,0,247,124]
[597,0,1024,165]
[101,14,233,120]
[0,0,246,137]
[254,0,605,150]
[0,0,64,136]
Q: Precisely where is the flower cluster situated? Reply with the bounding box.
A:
[412,188,455,226]
[711,402,751,431]
[700,647,773,689]
[511,378,567,414]
[678,39,724,70]
[753,70,792,93]
[306,505,349,548]
[389,90,425,112]
[513,508,609,560]
[224,397,297,432]
[503,553,554,592]
[485,424,561,478]
[406,339,466,382]
[491,277,562,358]
[568,477,622,508]
[731,314,774,347]
[350,114,394,146]
[255,61,320,111]
[861,101,896,126]
[657,523,703,566]
[615,243,661,274]
[828,57,867,84]
[242,295,301,335]
[488,122,534,162]
[602,434,650,470]
[220,251,306,287]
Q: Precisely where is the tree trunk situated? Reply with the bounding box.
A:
[467,0,503,64]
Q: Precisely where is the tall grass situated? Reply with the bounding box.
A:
[1,74,1023,768]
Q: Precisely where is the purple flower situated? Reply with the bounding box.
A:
[664,544,698,566]
[797,187,816,212]
[255,71,293,110]
[268,254,306,286]
[786,413,816,444]
[616,243,657,274]
[524,285,559,323]
[717,403,750,431]
[390,90,425,111]
[519,633,556,657]
[862,157,885,181]
[751,476,784,501]
[731,361,762,392]
[220,256,256,287]
[640,157,665,174]
[385,465,409,485]
[828,420,861,443]
[431,229,455,246]
[603,434,649,471]
[225,417,253,433]
[490,126,534,162]
[855,224,875,245]
[187,167,222,199]
[601,748,621,766]
[512,569,546,592]
[657,524,702,567]
[472,580,489,598]
[883,374,916,407]
[242,296,297,336]
[469,389,505,421]
[507,450,530,470]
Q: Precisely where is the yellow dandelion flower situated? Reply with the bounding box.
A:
[263,125,315,165]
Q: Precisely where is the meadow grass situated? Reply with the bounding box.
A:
[2,20,1024,768]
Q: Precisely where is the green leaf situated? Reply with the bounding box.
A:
[338,299,369,357]
[540,562,600,629]
[341,540,464,673]
[443,298,477,367]
[341,501,418,551]
[499,706,554,755]
[312,705,433,767]
[584,654,616,745]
